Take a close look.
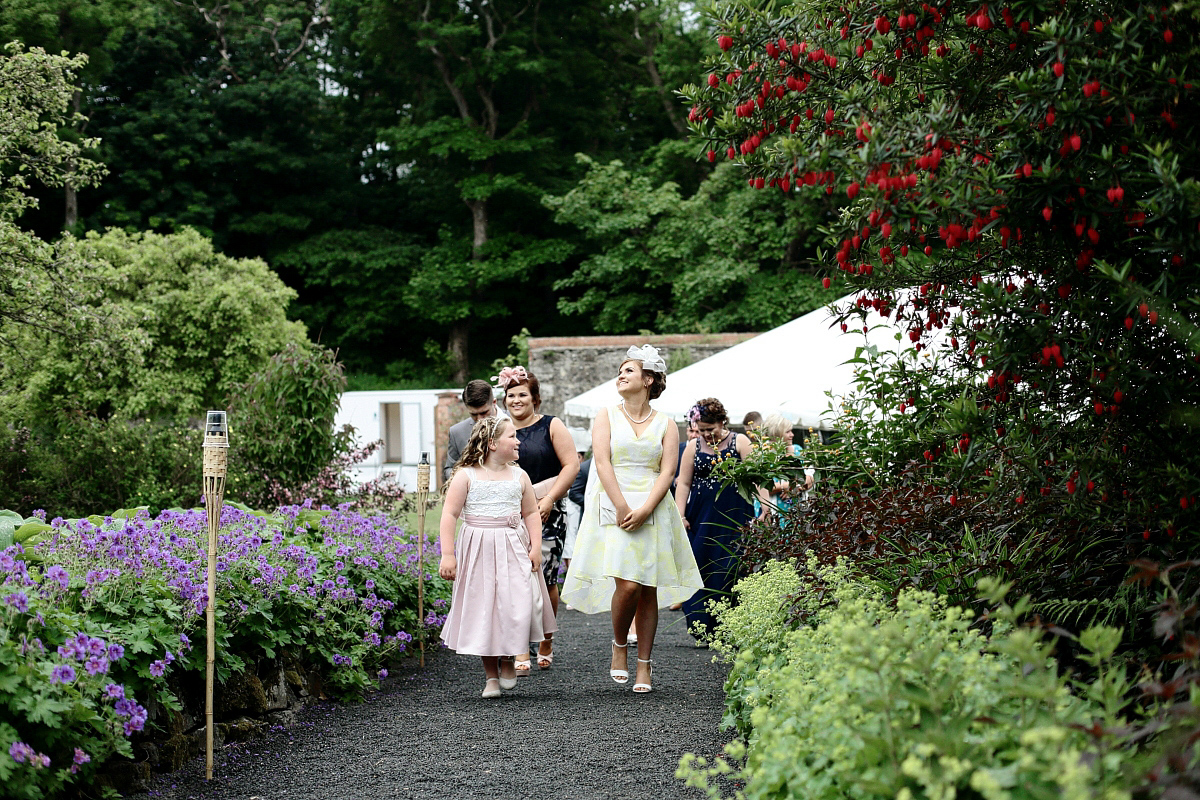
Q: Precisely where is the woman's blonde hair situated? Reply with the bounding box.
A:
[451,416,512,478]
[761,413,793,440]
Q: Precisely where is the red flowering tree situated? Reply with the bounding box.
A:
[684,1,1200,545]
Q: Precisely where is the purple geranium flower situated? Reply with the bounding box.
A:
[44,565,69,589]
[50,664,76,684]
[69,747,90,774]
[148,659,166,677]
[104,683,125,700]
[107,643,125,662]
[4,592,29,612]
[9,741,34,763]
[85,656,108,676]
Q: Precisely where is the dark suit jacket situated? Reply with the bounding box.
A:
[443,418,474,483]
[569,458,591,509]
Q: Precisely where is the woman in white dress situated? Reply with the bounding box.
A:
[561,345,702,693]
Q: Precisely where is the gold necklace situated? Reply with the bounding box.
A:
[621,402,653,425]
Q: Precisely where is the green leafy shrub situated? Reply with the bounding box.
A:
[714,349,1142,629]
[0,416,200,519]
[681,560,1140,800]
[228,341,347,509]
[16,227,309,422]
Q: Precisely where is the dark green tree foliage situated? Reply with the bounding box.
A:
[4,0,836,384]
[685,1,1200,541]
[75,0,352,253]
[0,0,149,228]
[546,149,839,333]
[329,0,621,381]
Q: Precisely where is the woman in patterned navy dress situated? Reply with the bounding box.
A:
[673,397,754,639]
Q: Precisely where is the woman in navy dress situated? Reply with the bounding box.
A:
[673,397,753,639]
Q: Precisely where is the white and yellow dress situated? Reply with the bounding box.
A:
[561,406,703,613]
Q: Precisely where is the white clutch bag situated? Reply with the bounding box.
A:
[599,491,654,527]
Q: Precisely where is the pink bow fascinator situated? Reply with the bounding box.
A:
[492,365,529,391]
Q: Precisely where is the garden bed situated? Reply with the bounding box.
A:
[0,502,448,798]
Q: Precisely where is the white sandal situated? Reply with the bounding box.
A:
[610,640,629,684]
[632,658,653,693]
[481,678,502,698]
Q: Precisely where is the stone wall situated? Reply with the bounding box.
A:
[98,651,324,793]
[528,333,758,428]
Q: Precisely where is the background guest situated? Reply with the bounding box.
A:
[562,429,591,569]
[443,379,504,484]
[755,413,814,519]
[674,397,753,640]
[667,420,700,612]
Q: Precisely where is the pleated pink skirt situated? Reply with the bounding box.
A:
[439,513,558,656]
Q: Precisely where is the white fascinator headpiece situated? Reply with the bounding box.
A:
[625,344,667,375]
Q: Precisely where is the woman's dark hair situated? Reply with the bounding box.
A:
[691,397,729,425]
[645,370,666,400]
[506,371,541,411]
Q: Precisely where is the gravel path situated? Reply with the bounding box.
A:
[134,607,731,800]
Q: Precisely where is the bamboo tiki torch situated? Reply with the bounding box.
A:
[202,411,229,782]
[416,452,430,668]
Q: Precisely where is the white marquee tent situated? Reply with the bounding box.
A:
[563,295,937,430]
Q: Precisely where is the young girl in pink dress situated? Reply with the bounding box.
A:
[438,416,558,697]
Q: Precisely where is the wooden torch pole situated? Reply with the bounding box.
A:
[202,411,228,782]
[416,452,430,668]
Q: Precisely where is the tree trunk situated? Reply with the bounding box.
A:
[449,320,469,385]
[447,196,490,384]
[64,91,81,230]
[64,184,77,230]
[469,197,488,255]
[643,41,687,136]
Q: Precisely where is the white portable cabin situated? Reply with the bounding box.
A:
[334,389,455,492]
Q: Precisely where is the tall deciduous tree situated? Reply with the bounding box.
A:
[0,44,127,381]
[685,0,1200,538]
[0,0,146,228]
[337,0,585,382]
[546,149,838,333]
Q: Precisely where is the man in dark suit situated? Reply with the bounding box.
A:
[442,379,504,483]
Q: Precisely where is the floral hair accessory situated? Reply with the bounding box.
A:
[625,344,667,374]
[687,404,704,424]
[492,365,529,391]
